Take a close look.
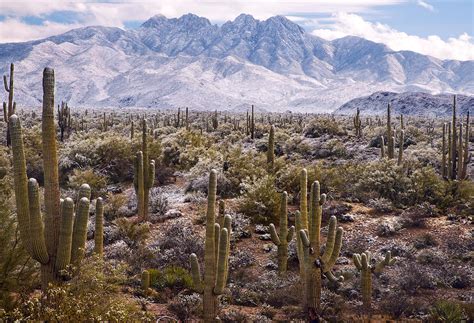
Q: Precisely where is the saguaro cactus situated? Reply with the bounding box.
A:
[441,123,447,178]
[190,170,232,322]
[380,136,385,159]
[3,63,16,146]
[267,125,275,173]
[251,104,255,139]
[133,119,155,221]
[57,101,71,141]
[386,103,395,159]
[141,270,150,292]
[94,197,104,257]
[460,111,471,179]
[298,181,344,314]
[9,68,95,289]
[296,169,309,279]
[353,108,362,137]
[397,130,404,166]
[269,191,295,275]
[353,251,396,311]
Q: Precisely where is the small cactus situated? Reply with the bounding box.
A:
[3,63,16,146]
[94,197,104,257]
[353,107,362,137]
[141,270,150,291]
[353,251,396,311]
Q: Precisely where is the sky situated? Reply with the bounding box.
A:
[0,0,473,61]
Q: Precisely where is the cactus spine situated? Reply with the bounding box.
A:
[267,125,275,173]
[269,192,295,275]
[133,119,155,221]
[353,251,396,311]
[94,197,104,257]
[298,181,344,314]
[353,107,362,137]
[3,63,16,146]
[190,170,231,322]
[9,68,94,289]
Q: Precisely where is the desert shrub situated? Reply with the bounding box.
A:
[104,191,128,220]
[149,188,169,217]
[167,293,201,321]
[22,126,44,182]
[114,218,150,249]
[399,264,436,294]
[147,266,193,291]
[238,175,279,224]
[367,198,394,213]
[0,175,37,312]
[413,233,438,249]
[2,257,152,322]
[68,167,107,199]
[304,117,346,137]
[429,301,465,322]
[221,309,250,322]
[379,292,424,318]
[150,219,204,269]
[229,250,255,272]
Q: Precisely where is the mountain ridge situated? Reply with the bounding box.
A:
[0,13,472,112]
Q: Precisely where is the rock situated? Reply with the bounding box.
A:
[259,233,272,241]
[255,224,268,234]
[264,261,278,270]
[336,257,350,265]
[263,244,275,252]
[339,213,356,222]
[164,209,183,219]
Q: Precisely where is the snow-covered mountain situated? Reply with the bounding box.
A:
[334,91,473,116]
[0,13,473,112]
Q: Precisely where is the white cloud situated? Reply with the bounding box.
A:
[0,1,407,42]
[0,18,84,43]
[417,0,435,12]
[312,12,474,61]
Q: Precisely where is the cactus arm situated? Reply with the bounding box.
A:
[300,169,308,229]
[78,183,91,200]
[269,223,281,246]
[287,226,295,243]
[141,270,150,291]
[325,270,344,283]
[324,226,343,272]
[321,216,337,264]
[214,228,229,294]
[214,223,220,264]
[8,115,33,255]
[3,102,7,122]
[3,75,8,92]
[299,229,310,248]
[147,160,155,189]
[361,253,369,271]
[189,253,204,293]
[55,198,74,271]
[28,179,49,264]
[71,197,90,265]
[353,254,362,270]
[94,197,104,257]
[374,252,396,274]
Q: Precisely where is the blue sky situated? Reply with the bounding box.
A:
[0,0,472,60]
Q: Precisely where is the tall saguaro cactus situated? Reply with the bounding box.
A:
[94,197,104,257]
[134,119,155,221]
[57,101,71,142]
[190,170,232,322]
[298,181,344,314]
[3,63,16,146]
[267,125,275,173]
[251,104,255,139]
[353,251,396,311]
[353,107,362,137]
[386,103,395,159]
[9,68,96,289]
[269,191,295,275]
[296,169,309,279]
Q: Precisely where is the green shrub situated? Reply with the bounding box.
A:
[429,300,465,322]
[1,257,153,322]
[68,167,108,199]
[147,266,193,291]
[238,175,279,224]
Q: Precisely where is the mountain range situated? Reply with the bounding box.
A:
[0,13,473,112]
[334,91,473,116]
